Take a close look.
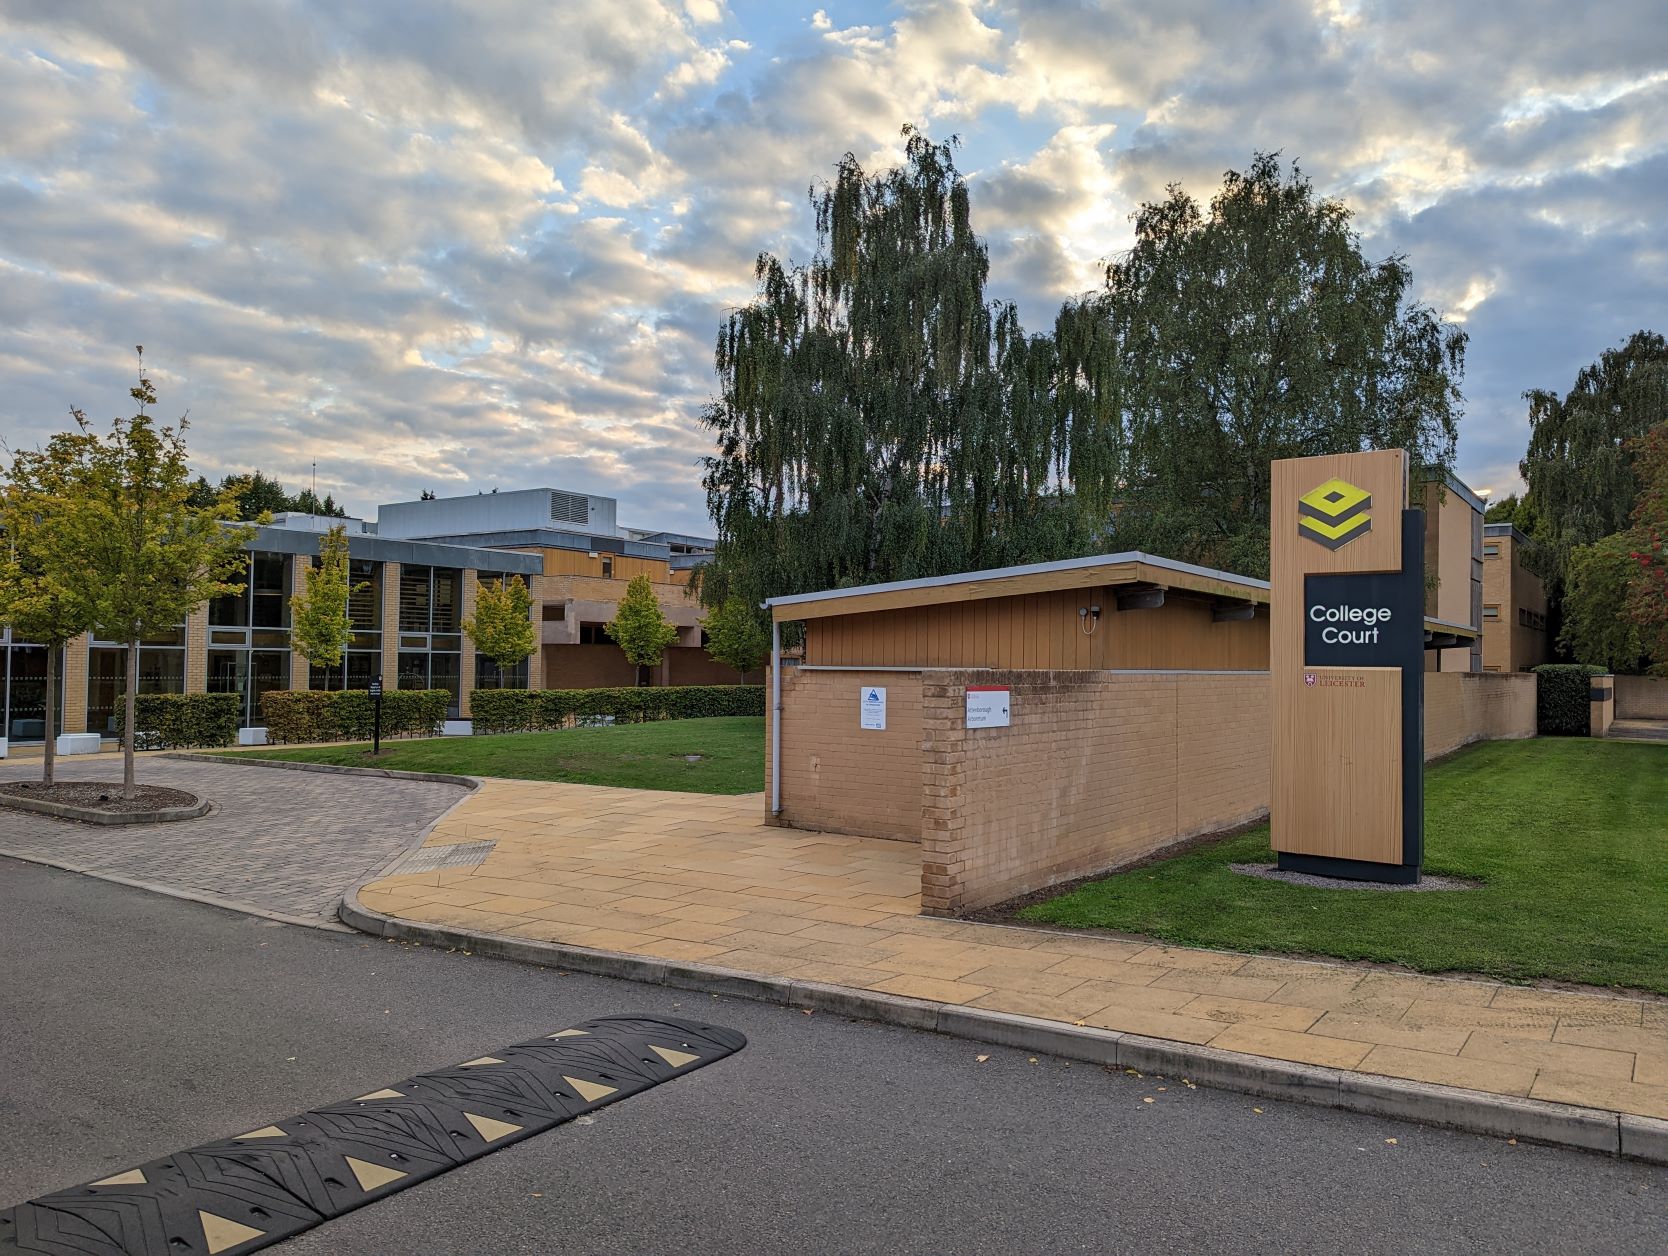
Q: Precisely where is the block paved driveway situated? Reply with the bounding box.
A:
[0,755,465,926]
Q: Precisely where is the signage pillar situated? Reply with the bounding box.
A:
[1270,450,1425,884]
[369,676,383,757]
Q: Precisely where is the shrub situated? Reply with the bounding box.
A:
[1533,664,1604,736]
[261,688,451,743]
[470,685,764,734]
[117,692,241,749]
[262,691,337,744]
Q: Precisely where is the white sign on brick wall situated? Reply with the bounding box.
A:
[965,685,1010,729]
[860,686,887,730]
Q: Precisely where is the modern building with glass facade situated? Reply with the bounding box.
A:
[1,486,754,749]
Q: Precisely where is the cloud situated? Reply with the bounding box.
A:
[0,0,1662,527]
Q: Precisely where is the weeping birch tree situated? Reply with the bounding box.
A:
[699,128,1119,611]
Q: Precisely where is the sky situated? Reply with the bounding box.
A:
[0,1,1663,536]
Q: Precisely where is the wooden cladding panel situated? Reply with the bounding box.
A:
[540,549,671,583]
[802,588,1268,671]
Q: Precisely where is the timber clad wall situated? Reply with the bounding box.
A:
[1423,671,1535,758]
[805,593,1269,671]
[920,670,1270,914]
[771,668,924,842]
[1616,675,1668,719]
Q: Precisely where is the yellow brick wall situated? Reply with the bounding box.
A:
[380,561,401,689]
[60,634,90,734]
[288,560,310,690]
[769,667,924,842]
[922,671,1271,914]
[458,569,477,717]
[1615,675,1668,720]
[1423,670,1535,758]
[185,609,208,694]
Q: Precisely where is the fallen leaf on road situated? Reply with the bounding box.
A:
[1072,1020,1086,1026]
[1253,1108,1263,1115]
[1157,1087,1167,1092]
[801,1009,814,1016]
[1142,1097,1154,1104]
[1385,1138,1398,1146]
[1507,1139,1517,1146]
[1028,1057,1038,1064]
[976,1055,990,1063]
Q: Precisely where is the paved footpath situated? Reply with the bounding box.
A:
[359,779,1668,1127]
[0,754,466,926]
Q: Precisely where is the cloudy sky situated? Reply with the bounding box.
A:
[1,1,1662,535]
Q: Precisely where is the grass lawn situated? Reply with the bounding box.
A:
[1019,738,1668,995]
[221,716,765,795]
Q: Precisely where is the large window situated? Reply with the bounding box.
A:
[2,633,58,743]
[207,550,292,726]
[396,565,463,715]
[469,572,532,692]
[86,643,186,735]
[310,559,384,691]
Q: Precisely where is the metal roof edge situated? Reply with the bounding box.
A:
[762,551,1269,612]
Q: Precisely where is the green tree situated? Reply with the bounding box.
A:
[219,470,291,520]
[1483,492,1533,528]
[700,596,769,676]
[72,353,255,795]
[700,127,1113,614]
[1559,534,1645,673]
[1623,423,1668,672]
[462,575,536,680]
[1056,152,1465,578]
[1520,330,1668,591]
[0,431,99,785]
[605,574,680,684]
[289,524,367,672]
[288,487,347,517]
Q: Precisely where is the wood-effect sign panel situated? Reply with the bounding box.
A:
[1270,450,1425,883]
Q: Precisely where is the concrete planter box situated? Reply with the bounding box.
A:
[0,737,8,759]
[56,733,102,756]
[237,727,269,747]
[442,720,473,737]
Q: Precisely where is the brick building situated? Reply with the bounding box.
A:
[0,487,754,750]
[1481,522,1552,672]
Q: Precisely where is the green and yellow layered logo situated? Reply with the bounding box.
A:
[1298,477,1371,550]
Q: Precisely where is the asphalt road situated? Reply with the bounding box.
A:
[2,858,1663,1256]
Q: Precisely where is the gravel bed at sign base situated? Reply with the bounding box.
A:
[0,781,200,813]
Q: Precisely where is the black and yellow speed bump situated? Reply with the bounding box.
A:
[0,1015,745,1255]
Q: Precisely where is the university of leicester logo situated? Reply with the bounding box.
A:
[1297,477,1372,550]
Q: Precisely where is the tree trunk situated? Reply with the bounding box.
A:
[42,645,58,788]
[123,638,138,797]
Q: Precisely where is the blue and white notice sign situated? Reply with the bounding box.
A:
[860,686,887,730]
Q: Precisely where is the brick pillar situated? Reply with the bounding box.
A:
[289,557,310,690]
[380,561,400,689]
[458,570,477,718]
[185,608,208,694]
[919,672,969,917]
[61,633,91,734]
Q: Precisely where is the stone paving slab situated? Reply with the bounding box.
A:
[358,777,1668,1122]
[0,755,467,926]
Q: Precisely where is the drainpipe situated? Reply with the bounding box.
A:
[770,614,782,816]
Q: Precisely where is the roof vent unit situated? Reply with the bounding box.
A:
[549,490,589,526]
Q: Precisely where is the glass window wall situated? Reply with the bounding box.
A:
[309,559,384,691]
[207,550,292,726]
[2,632,59,743]
[394,565,463,716]
[86,644,186,735]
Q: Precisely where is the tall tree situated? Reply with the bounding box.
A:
[72,353,255,795]
[219,470,291,520]
[605,574,680,685]
[462,575,536,682]
[1519,330,1668,591]
[1056,152,1466,578]
[700,128,1115,613]
[1623,422,1668,672]
[289,524,367,673]
[0,431,99,784]
[1559,535,1645,673]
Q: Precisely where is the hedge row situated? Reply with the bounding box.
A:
[263,689,450,744]
[117,693,242,749]
[1533,664,1604,736]
[470,685,765,735]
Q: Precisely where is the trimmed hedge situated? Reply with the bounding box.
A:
[262,689,450,744]
[470,685,765,735]
[1533,664,1604,736]
[117,692,242,749]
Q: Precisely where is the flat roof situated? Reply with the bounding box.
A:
[764,552,1269,622]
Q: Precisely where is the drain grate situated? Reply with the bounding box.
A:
[0,1015,745,1255]
[391,840,496,875]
